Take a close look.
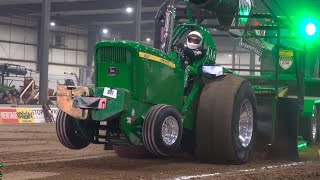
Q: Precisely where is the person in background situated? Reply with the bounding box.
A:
[9,85,20,104]
[0,89,7,99]
[0,89,8,104]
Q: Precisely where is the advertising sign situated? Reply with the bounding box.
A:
[16,108,34,123]
[0,108,19,123]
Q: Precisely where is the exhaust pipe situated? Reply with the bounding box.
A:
[190,0,252,27]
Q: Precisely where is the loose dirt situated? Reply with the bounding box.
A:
[0,124,319,180]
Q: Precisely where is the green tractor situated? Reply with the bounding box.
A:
[56,0,320,164]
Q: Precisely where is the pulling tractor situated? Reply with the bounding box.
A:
[56,0,320,164]
[0,63,28,88]
[0,63,28,103]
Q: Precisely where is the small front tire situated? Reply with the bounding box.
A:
[56,110,92,149]
[142,104,183,156]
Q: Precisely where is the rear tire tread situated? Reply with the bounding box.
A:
[196,74,257,164]
[143,104,168,156]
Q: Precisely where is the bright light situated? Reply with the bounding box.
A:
[305,23,317,36]
[146,38,151,42]
[102,28,108,34]
[50,22,55,26]
[126,7,133,13]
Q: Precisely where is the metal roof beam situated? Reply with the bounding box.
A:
[0,0,93,5]
[28,6,159,16]
[88,20,154,26]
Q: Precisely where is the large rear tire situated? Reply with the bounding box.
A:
[196,74,257,164]
[142,104,183,156]
[56,110,92,149]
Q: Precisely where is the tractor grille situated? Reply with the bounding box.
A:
[97,47,129,64]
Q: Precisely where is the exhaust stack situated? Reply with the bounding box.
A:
[190,0,253,27]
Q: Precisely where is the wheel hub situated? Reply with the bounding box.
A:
[239,99,254,148]
[161,116,179,146]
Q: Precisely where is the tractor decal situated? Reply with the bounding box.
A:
[279,50,294,70]
[240,38,264,56]
[139,52,176,68]
[278,88,289,98]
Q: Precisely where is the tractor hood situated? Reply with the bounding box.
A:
[94,40,185,109]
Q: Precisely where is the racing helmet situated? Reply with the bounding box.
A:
[187,31,203,50]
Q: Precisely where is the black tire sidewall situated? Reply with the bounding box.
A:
[65,114,88,145]
[56,110,90,149]
[152,106,183,156]
[232,81,257,164]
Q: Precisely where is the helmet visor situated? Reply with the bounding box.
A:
[188,37,201,44]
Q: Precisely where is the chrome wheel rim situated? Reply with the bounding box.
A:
[161,116,179,146]
[239,99,254,148]
[312,116,317,142]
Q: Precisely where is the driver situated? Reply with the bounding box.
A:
[177,31,205,98]
[181,31,205,69]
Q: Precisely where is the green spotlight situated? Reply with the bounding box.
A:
[305,22,317,36]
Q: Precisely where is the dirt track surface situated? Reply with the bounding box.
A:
[0,124,319,180]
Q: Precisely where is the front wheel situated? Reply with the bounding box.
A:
[142,104,183,156]
[56,110,94,149]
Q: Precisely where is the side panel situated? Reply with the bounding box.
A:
[140,52,185,109]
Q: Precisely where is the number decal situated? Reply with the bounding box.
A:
[103,87,118,99]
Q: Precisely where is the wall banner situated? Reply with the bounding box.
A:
[16,108,34,123]
[0,108,19,123]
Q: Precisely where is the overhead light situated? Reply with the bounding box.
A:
[102,28,108,34]
[126,7,133,13]
[50,22,55,26]
[146,38,151,42]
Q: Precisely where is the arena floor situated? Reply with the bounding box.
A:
[0,123,319,180]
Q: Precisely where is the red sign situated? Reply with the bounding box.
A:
[0,108,19,123]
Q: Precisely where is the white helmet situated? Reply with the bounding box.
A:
[187,31,203,50]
